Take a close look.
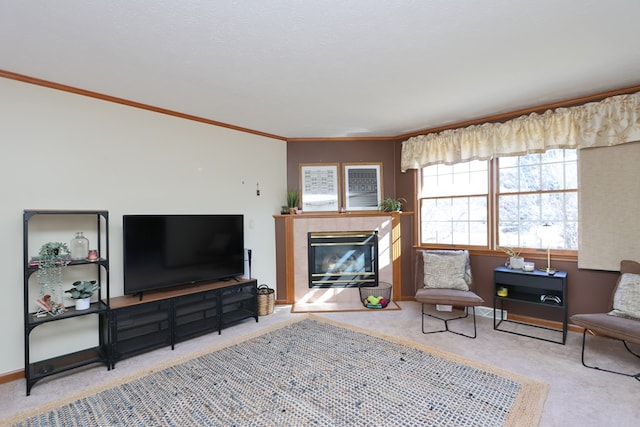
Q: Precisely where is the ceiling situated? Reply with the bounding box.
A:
[2,1,640,139]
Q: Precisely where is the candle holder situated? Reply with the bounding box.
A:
[87,249,99,262]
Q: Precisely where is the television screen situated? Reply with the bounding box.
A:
[123,214,244,295]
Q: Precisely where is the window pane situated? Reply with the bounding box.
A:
[420,196,487,246]
[497,149,577,250]
[499,167,518,192]
[520,164,541,191]
[421,160,488,197]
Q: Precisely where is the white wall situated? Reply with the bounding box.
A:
[0,78,287,375]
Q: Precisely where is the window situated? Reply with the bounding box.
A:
[420,161,489,247]
[419,149,578,252]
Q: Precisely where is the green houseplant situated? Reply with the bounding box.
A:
[36,242,71,314]
[380,196,406,212]
[286,189,300,213]
[65,280,100,310]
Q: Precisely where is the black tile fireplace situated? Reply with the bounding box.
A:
[307,230,378,288]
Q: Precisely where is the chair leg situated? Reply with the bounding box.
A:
[579,329,640,381]
[421,304,478,339]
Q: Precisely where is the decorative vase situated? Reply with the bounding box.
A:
[509,256,525,270]
[75,297,91,311]
[70,232,89,260]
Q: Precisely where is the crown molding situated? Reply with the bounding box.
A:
[3,69,639,143]
[0,69,286,141]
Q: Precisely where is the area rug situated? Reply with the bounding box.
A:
[6,317,548,426]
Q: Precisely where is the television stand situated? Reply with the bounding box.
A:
[109,278,258,368]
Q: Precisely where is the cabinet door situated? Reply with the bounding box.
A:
[220,281,257,327]
[111,301,171,362]
[174,290,219,342]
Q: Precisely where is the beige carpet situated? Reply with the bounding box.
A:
[5,315,547,426]
[1,302,639,426]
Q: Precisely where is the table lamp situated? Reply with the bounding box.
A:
[537,223,556,274]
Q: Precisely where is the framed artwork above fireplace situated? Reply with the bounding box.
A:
[343,162,383,211]
[299,163,340,212]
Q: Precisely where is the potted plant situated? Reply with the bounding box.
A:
[286,189,300,214]
[501,247,524,269]
[36,242,71,311]
[380,196,407,212]
[65,280,100,310]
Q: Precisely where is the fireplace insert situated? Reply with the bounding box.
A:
[307,230,378,288]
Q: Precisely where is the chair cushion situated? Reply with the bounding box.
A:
[415,288,484,306]
[608,272,640,320]
[571,312,640,345]
[423,251,469,290]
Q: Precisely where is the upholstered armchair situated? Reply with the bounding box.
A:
[570,260,640,380]
[414,249,485,338]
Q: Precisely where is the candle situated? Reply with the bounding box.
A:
[87,249,99,261]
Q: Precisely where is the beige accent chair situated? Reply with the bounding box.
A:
[414,249,485,338]
[570,260,640,380]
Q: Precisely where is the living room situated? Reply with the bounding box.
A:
[2,2,640,425]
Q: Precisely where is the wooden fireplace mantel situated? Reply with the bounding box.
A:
[273,211,413,220]
[273,211,413,306]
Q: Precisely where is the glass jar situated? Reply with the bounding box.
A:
[70,232,89,260]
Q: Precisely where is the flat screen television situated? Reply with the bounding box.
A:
[123,214,244,295]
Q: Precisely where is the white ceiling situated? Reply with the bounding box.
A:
[2,1,639,139]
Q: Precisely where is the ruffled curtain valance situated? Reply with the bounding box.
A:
[401,91,640,171]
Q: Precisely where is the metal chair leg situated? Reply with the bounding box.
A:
[421,304,478,339]
[579,329,640,381]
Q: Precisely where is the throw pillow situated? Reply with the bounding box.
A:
[423,251,469,290]
[608,272,640,320]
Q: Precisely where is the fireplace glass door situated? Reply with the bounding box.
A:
[307,231,378,288]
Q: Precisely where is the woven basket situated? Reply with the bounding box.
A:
[257,284,275,316]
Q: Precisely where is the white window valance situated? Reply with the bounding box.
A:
[401,91,640,171]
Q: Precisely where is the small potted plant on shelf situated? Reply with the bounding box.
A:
[501,246,524,270]
[35,242,71,313]
[286,189,300,214]
[380,196,407,212]
[65,280,100,310]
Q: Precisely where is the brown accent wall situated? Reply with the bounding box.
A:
[287,139,402,200]
[286,139,621,319]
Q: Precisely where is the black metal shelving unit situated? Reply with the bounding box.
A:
[493,265,568,344]
[23,210,110,395]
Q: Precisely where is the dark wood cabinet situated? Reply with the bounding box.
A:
[110,300,172,362]
[109,278,258,367]
[493,266,568,344]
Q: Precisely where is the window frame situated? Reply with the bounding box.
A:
[417,152,578,260]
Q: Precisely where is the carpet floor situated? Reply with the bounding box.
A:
[5,316,547,426]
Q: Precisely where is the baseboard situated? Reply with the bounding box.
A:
[0,369,23,385]
[475,305,506,320]
[508,313,584,334]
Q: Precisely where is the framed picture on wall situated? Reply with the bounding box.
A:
[299,163,340,212]
[343,163,383,211]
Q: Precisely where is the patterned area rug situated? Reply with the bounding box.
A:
[7,317,548,426]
